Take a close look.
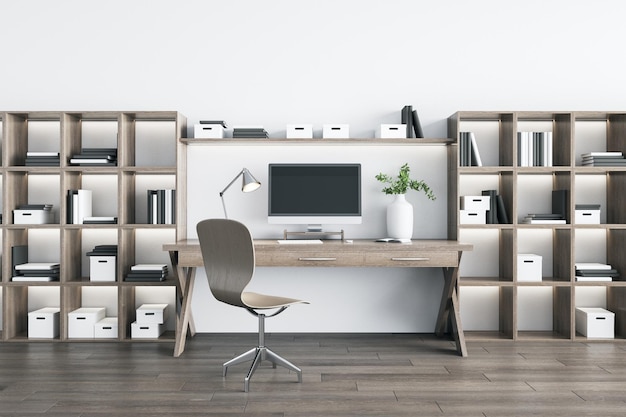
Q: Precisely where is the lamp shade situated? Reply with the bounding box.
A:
[220,167,261,218]
[241,168,261,192]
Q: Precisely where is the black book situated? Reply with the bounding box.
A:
[124,276,166,282]
[575,204,601,210]
[496,195,510,224]
[200,120,227,128]
[81,148,118,154]
[526,213,564,219]
[459,132,469,166]
[412,109,424,138]
[66,190,77,224]
[576,269,619,277]
[552,189,570,223]
[71,154,116,160]
[401,105,413,138]
[11,245,29,276]
[18,204,52,210]
[482,190,498,224]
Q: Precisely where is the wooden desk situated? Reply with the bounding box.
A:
[163,239,472,358]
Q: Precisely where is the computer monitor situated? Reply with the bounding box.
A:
[268,163,362,231]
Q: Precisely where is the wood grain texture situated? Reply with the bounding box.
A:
[1,334,625,416]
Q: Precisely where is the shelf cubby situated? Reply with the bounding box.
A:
[3,285,61,341]
[460,285,514,340]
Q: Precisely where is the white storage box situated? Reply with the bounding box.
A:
[94,317,118,339]
[68,307,106,338]
[376,124,407,139]
[322,124,350,139]
[28,307,60,339]
[286,124,313,139]
[575,209,600,224]
[461,195,491,211]
[131,321,165,339]
[89,255,116,282]
[459,209,486,224]
[194,123,225,139]
[575,307,614,338]
[13,209,54,225]
[136,303,169,324]
[517,254,542,282]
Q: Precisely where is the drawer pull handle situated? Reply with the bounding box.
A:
[298,257,337,261]
[391,257,430,261]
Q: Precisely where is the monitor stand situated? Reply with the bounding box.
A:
[283,229,345,241]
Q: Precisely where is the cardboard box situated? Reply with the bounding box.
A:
[575,307,614,338]
[131,321,165,339]
[322,124,350,139]
[517,254,542,282]
[376,124,407,139]
[286,124,313,139]
[575,209,600,224]
[460,195,491,211]
[136,303,169,324]
[459,209,486,224]
[89,255,116,282]
[28,307,60,338]
[194,123,225,139]
[94,317,118,339]
[68,307,106,338]
[13,209,54,225]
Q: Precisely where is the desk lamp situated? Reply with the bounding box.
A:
[219,168,261,218]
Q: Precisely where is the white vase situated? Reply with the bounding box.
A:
[386,194,413,239]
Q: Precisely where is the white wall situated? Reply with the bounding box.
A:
[2,0,626,332]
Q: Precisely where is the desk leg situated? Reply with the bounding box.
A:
[169,251,197,357]
[173,266,196,357]
[435,252,467,357]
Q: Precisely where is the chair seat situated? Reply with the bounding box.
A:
[242,291,308,309]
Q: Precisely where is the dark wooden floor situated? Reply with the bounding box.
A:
[1,334,626,416]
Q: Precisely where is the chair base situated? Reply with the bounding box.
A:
[223,346,303,392]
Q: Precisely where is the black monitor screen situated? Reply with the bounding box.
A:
[268,164,361,216]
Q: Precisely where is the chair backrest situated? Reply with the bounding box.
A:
[196,219,255,308]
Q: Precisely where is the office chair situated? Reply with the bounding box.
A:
[196,218,308,392]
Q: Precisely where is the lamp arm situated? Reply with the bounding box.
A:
[219,169,244,219]
[219,169,244,197]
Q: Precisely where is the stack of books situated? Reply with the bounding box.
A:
[401,105,424,138]
[517,131,553,167]
[147,189,176,224]
[25,151,60,166]
[521,213,566,224]
[70,148,117,166]
[459,132,482,167]
[125,264,168,282]
[12,262,60,282]
[83,216,117,225]
[575,263,619,282]
[86,244,117,257]
[581,152,626,166]
[481,189,509,224]
[66,189,92,224]
[232,126,268,138]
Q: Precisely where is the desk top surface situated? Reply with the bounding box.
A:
[164,239,473,253]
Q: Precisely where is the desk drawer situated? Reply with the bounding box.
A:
[364,251,457,267]
[257,251,364,267]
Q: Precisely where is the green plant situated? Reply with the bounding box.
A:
[375,163,436,200]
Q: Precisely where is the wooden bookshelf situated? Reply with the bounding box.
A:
[0,111,186,343]
[449,111,626,343]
